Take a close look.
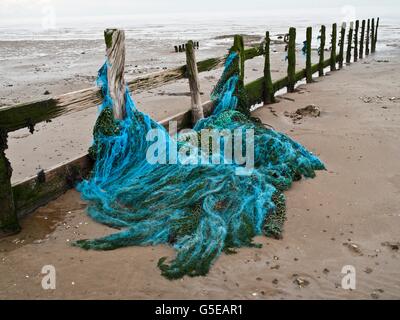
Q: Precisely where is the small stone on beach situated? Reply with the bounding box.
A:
[293,277,310,288]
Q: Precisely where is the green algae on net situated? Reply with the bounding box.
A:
[74,52,325,280]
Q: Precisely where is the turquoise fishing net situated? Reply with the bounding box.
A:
[75,51,325,279]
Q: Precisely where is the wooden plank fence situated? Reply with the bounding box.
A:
[0,18,380,236]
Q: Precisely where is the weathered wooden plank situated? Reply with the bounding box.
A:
[245,77,264,106]
[319,25,326,77]
[371,18,375,53]
[359,20,365,59]
[373,17,380,52]
[354,20,359,62]
[247,57,333,106]
[306,27,313,83]
[0,129,20,235]
[245,46,264,60]
[366,19,370,56]
[263,31,275,104]
[233,35,245,82]
[346,22,354,64]
[185,40,204,123]
[0,48,262,133]
[287,27,297,92]
[338,22,346,69]
[105,29,126,120]
[12,154,93,218]
[330,23,337,71]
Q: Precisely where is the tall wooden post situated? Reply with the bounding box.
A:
[371,18,375,53]
[346,22,354,64]
[185,40,204,124]
[263,31,275,104]
[354,20,359,62]
[306,27,312,83]
[373,17,380,52]
[366,19,370,56]
[233,35,245,82]
[359,20,365,59]
[0,129,20,236]
[104,29,126,120]
[330,23,337,71]
[318,25,326,77]
[287,27,296,92]
[230,35,248,115]
[339,22,346,69]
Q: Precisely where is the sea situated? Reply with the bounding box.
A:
[0,8,399,65]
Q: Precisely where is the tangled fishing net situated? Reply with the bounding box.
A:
[75,48,325,279]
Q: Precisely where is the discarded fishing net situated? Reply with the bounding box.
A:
[75,50,324,279]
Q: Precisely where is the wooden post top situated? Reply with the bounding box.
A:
[104,29,126,120]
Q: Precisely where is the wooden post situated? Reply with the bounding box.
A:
[179,45,182,52]
[354,20,359,62]
[330,23,337,71]
[233,35,245,82]
[371,18,376,53]
[318,25,326,77]
[373,17,379,52]
[306,27,312,83]
[104,29,126,120]
[359,20,365,59]
[263,31,275,104]
[230,35,248,115]
[366,19,370,56]
[174,46,179,53]
[185,40,204,124]
[346,22,354,64]
[287,27,296,92]
[339,22,346,69]
[0,129,20,236]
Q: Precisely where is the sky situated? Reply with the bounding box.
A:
[0,0,399,27]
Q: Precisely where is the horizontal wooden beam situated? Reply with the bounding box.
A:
[0,48,263,133]
[12,154,93,217]
[246,57,333,106]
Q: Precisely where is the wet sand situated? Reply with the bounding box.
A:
[1,47,400,299]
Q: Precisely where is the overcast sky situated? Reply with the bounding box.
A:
[1,0,399,27]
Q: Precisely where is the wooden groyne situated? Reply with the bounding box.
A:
[0,18,380,236]
[175,41,200,53]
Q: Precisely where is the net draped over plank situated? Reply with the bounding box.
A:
[75,51,325,279]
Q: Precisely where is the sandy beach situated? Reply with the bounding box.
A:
[1,42,399,299]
